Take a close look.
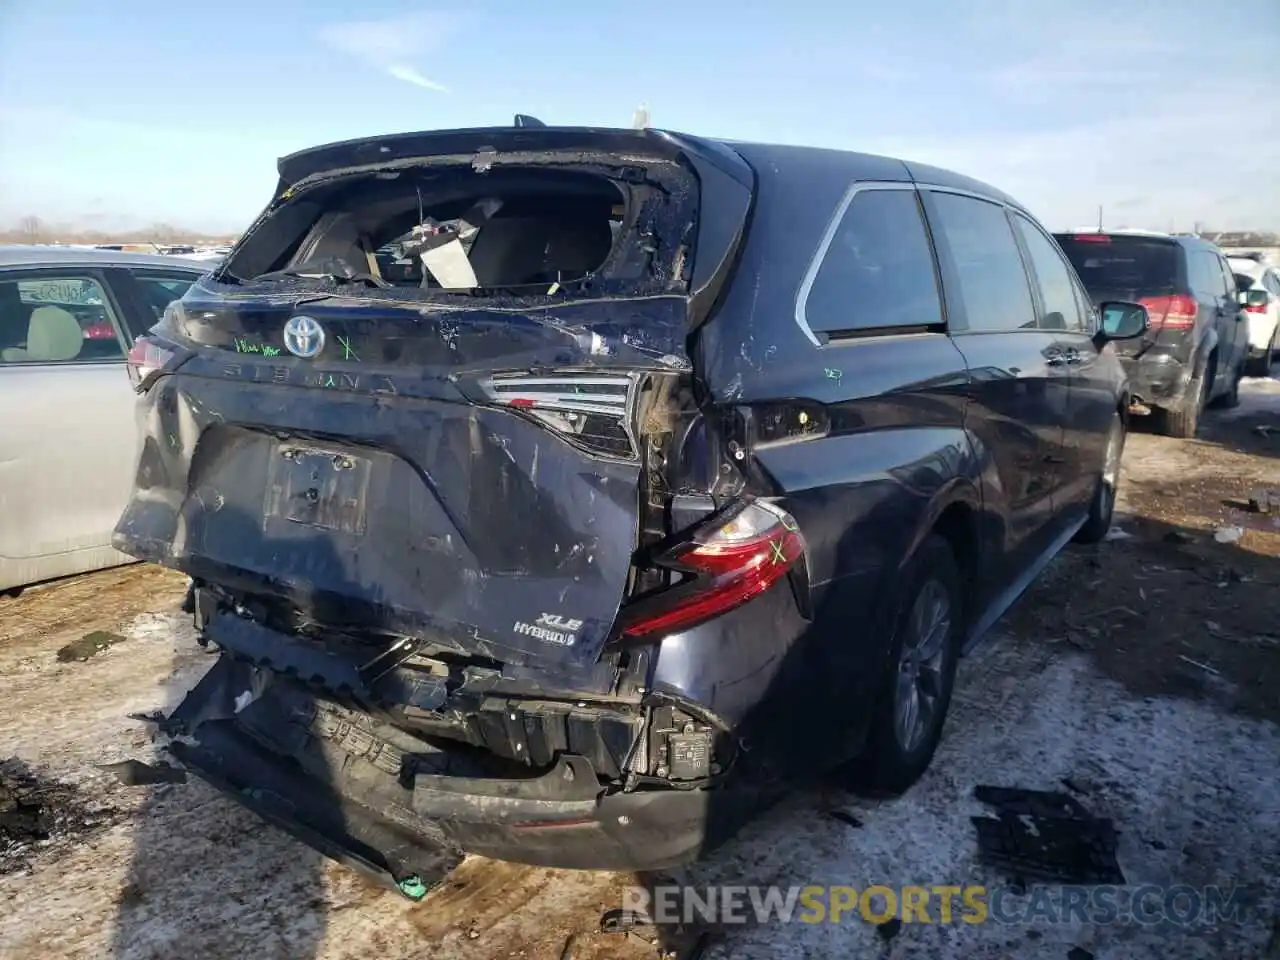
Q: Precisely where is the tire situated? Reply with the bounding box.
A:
[1247,329,1276,377]
[841,535,962,795]
[1074,414,1125,544]
[1155,368,1205,438]
[1208,359,1242,410]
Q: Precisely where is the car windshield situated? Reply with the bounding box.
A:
[1055,235,1180,295]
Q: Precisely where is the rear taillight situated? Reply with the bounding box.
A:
[1139,294,1198,330]
[477,372,639,458]
[1069,234,1112,243]
[1245,296,1270,315]
[126,335,184,392]
[618,500,807,640]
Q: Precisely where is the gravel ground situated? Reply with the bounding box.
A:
[1,375,1277,960]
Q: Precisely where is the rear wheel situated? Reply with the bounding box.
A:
[1155,367,1206,438]
[1247,329,1276,377]
[1209,358,1243,410]
[842,535,962,795]
[1074,414,1125,544]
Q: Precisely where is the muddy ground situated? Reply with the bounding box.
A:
[0,378,1277,960]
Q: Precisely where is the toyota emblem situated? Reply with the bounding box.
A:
[283,315,325,359]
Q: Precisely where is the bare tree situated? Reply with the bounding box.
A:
[17,215,43,243]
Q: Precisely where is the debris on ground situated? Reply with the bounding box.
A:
[0,758,119,875]
[971,785,1125,885]
[55,630,126,662]
[98,759,187,786]
[824,809,864,829]
[876,917,903,942]
[1214,525,1245,544]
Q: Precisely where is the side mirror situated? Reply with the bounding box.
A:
[1097,301,1149,341]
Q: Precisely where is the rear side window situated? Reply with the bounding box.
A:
[0,275,124,364]
[1190,251,1228,299]
[1055,236,1180,296]
[1012,215,1085,331]
[927,192,1034,332]
[131,273,200,323]
[801,187,942,336]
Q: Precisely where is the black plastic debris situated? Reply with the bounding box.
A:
[972,785,1125,885]
[876,917,903,942]
[1067,948,1095,960]
[99,759,187,786]
[825,809,864,829]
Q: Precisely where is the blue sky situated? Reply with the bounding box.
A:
[1,0,1277,234]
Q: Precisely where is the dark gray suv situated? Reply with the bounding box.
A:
[1054,231,1250,437]
[114,124,1148,888]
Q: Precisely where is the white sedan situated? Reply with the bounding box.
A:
[0,246,208,595]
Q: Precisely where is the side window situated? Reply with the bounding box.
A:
[1265,272,1280,297]
[802,187,943,335]
[1190,252,1225,299]
[1012,215,1085,331]
[1215,256,1236,299]
[0,274,124,364]
[132,273,199,323]
[927,192,1035,332]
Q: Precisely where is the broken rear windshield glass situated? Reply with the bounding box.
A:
[1055,237,1180,295]
[221,161,689,300]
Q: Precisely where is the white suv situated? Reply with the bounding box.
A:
[1227,253,1280,375]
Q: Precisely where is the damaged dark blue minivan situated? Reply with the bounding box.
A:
[114,122,1148,890]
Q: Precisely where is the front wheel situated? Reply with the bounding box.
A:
[843,535,962,795]
[1074,414,1125,544]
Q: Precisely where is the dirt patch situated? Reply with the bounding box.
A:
[1005,413,1280,724]
[0,758,121,876]
[55,630,127,663]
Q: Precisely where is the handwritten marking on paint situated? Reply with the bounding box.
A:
[337,335,360,362]
[824,368,843,381]
[770,539,788,564]
[234,338,280,357]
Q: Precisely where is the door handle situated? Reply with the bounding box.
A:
[1046,355,1068,367]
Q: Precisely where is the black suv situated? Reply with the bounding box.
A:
[1053,231,1249,437]
[115,125,1147,886]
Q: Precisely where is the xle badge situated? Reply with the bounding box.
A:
[512,613,584,647]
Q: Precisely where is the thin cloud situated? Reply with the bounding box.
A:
[317,12,457,93]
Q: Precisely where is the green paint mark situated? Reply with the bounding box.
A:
[167,433,179,450]
[770,539,787,564]
[824,367,842,380]
[397,875,427,900]
[337,336,360,362]
[233,338,281,357]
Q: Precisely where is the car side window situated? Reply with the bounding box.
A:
[1215,256,1236,300]
[927,192,1035,332]
[801,187,943,336]
[1265,272,1280,297]
[132,273,199,323]
[1190,252,1225,300]
[0,274,124,364]
[1011,215,1085,332]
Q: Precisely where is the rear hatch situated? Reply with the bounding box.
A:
[115,127,754,674]
[1054,233,1191,357]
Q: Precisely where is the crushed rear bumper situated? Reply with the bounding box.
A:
[162,652,759,878]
